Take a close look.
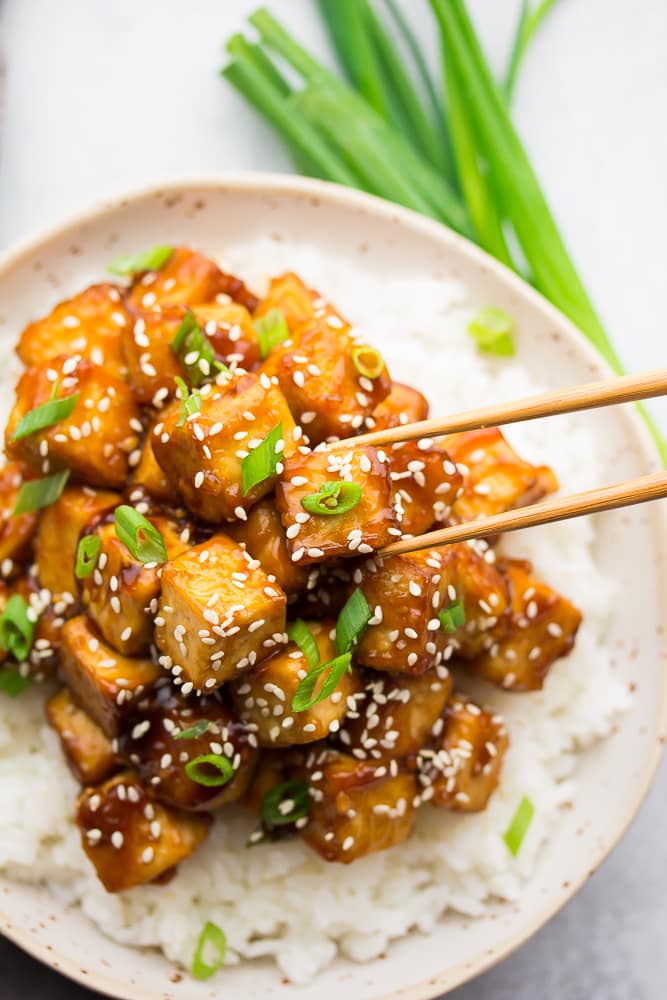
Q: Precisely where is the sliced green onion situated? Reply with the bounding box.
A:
[468,306,516,357]
[351,345,384,379]
[503,795,535,856]
[174,720,212,741]
[108,245,174,277]
[241,422,284,495]
[12,388,80,441]
[261,779,310,827]
[171,311,221,388]
[0,665,32,697]
[13,469,70,515]
[255,308,290,359]
[184,753,234,787]
[114,505,168,564]
[287,619,320,670]
[174,375,202,427]
[75,534,101,579]
[335,587,372,655]
[301,480,362,516]
[192,921,227,981]
[0,595,36,662]
[439,599,466,633]
[291,651,352,712]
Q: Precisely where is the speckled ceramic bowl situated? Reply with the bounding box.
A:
[0,175,665,1000]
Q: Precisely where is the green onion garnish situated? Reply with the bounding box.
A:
[174,720,212,741]
[108,245,174,277]
[255,307,289,359]
[191,921,227,981]
[13,469,70,515]
[335,587,371,655]
[0,665,32,697]
[351,345,384,379]
[75,534,101,579]
[114,505,168,565]
[12,386,80,441]
[171,311,221,387]
[438,599,466,633]
[174,375,202,427]
[241,421,284,495]
[301,480,362,516]
[291,651,352,712]
[503,795,535,856]
[184,753,235,787]
[468,306,516,357]
[286,619,320,670]
[0,595,36,662]
[261,779,310,827]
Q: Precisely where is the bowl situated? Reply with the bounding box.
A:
[0,174,665,1000]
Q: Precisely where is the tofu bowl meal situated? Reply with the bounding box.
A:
[0,175,665,1000]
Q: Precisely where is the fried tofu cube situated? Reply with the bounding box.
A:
[192,301,260,371]
[367,381,429,431]
[242,748,294,814]
[76,771,211,892]
[467,558,582,691]
[231,620,362,746]
[276,445,399,564]
[226,498,309,596]
[120,305,187,406]
[0,462,38,580]
[46,688,120,785]
[17,283,128,380]
[390,439,463,537]
[422,695,508,812]
[125,247,228,310]
[60,615,161,736]
[152,372,298,523]
[299,748,417,863]
[129,424,175,503]
[122,688,259,811]
[339,667,452,760]
[433,543,510,660]
[35,486,120,599]
[444,428,558,523]
[155,535,287,691]
[253,272,319,331]
[11,573,70,678]
[6,356,141,489]
[80,516,191,656]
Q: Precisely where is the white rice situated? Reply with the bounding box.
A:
[0,240,629,984]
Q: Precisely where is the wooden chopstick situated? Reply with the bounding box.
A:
[346,368,667,450]
[380,471,667,556]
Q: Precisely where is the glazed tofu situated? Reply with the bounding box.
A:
[125,247,228,310]
[466,558,582,691]
[77,771,211,892]
[192,301,260,372]
[226,498,309,596]
[444,428,558,523]
[129,425,175,503]
[390,439,463,537]
[152,371,298,522]
[80,516,191,656]
[46,688,119,785]
[275,445,399,564]
[367,381,429,431]
[10,574,67,677]
[6,356,141,489]
[122,688,259,811]
[35,486,120,598]
[253,272,319,331]
[339,667,452,760]
[0,462,38,580]
[432,542,510,660]
[421,695,508,812]
[60,615,161,737]
[120,305,187,406]
[231,620,363,746]
[155,535,287,691]
[299,748,417,863]
[17,283,128,380]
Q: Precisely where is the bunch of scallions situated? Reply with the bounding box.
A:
[220,0,666,462]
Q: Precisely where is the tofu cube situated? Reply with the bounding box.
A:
[80,516,191,656]
[433,542,510,660]
[46,687,120,785]
[275,445,399,564]
[231,620,363,746]
[422,695,509,812]
[121,305,187,406]
[152,371,298,522]
[76,771,211,892]
[367,381,429,431]
[35,486,120,599]
[60,615,161,737]
[0,462,38,580]
[192,301,260,372]
[10,573,67,678]
[155,535,287,691]
[6,355,141,489]
[17,283,128,380]
[389,439,463,537]
[129,424,175,503]
[253,272,319,331]
[125,247,229,310]
[226,498,309,596]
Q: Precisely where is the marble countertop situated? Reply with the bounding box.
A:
[0,0,665,997]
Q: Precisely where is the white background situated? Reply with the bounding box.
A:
[0,1,665,998]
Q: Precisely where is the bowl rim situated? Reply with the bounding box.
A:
[0,171,665,1000]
